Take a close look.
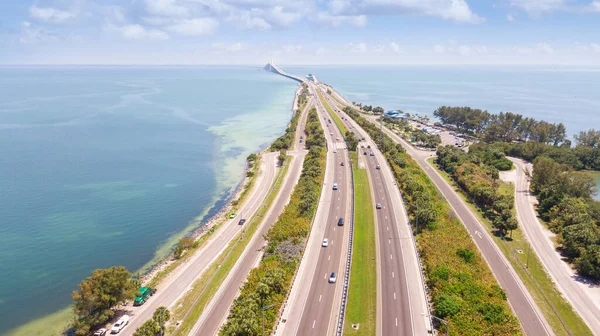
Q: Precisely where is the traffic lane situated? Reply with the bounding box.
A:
[195,153,306,335]
[366,154,412,336]
[297,138,349,334]
[123,153,277,335]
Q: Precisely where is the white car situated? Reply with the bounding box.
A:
[333,149,337,153]
[329,272,337,283]
[93,329,107,336]
[322,238,329,247]
[332,183,338,190]
[110,315,129,334]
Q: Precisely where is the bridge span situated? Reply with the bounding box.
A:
[264,60,305,82]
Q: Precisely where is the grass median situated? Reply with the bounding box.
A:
[170,155,292,336]
[427,157,592,336]
[344,165,377,335]
[318,90,348,137]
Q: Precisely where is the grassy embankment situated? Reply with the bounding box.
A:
[343,106,522,335]
[344,154,377,335]
[218,108,327,335]
[170,155,292,336]
[428,157,593,336]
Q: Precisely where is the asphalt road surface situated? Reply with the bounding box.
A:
[511,158,600,334]
[121,151,279,335]
[293,85,352,336]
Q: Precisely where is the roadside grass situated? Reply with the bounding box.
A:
[317,90,348,137]
[146,155,262,289]
[344,167,377,335]
[170,156,292,336]
[427,157,593,336]
[350,151,358,168]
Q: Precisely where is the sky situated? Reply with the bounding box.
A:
[1,0,600,65]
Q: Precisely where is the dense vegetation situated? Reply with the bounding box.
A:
[529,156,600,279]
[71,266,138,335]
[436,144,519,237]
[133,307,170,336]
[342,106,521,335]
[270,84,309,151]
[220,107,326,335]
[434,106,567,145]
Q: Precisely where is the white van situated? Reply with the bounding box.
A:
[110,315,129,334]
[332,183,338,190]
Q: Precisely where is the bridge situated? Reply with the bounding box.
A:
[264,58,305,83]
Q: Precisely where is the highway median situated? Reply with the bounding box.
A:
[344,154,377,335]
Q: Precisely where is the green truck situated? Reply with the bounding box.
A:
[133,287,154,306]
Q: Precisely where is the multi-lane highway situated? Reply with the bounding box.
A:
[346,98,553,335]
[188,92,315,335]
[122,150,279,335]
[321,91,431,335]
[511,158,600,334]
[276,84,352,336]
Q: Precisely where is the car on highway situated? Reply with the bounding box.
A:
[337,217,344,226]
[329,272,337,283]
[370,152,375,156]
[376,164,380,169]
[93,328,107,336]
[376,203,382,209]
[332,183,338,190]
[333,149,337,153]
[110,315,129,334]
[238,218,246,225]
[340,162,344,166]
[363,151,367,155]
[299,139,303,143]
[322,238,329,247]
[229,212,236,219]
[336,137,339,141]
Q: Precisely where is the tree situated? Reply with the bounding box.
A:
[134,319,160,336]
[575,245,600,280]
[72,266,137,335]
[575,129,600,148]
[153,307,170,335]
[562,223,598,258]
[278,149,287,166]
[345,130,358,151]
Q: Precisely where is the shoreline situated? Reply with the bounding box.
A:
[6,81,302,336]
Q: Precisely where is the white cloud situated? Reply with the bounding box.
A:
[507,14,515,22]
[316,47,326,55]
[29,5,75,23]
[315,12,367,27]
[212,42,244,52]
[390,42,401,53]
[327,0,484,24]
[107,24,170,40]
[536,42,554,54]
[348,42,367,52]
[589,1,600,12]
[433,44,446,53]
[592,43,600,53]
[228,11,272,30]
[282,44,303,53]
[146,0,189,17]
[373,44,386,53]
[266,6,303,27]
[19,21,58,44]
[509,0,564,16]
[167,18,219,35]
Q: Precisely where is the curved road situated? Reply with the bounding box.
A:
[511,157,600,334]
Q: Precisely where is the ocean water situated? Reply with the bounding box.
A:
[0,66,296,333]
[285,65,600,137]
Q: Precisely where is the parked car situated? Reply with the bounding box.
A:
[329,272,337,283]
[110,315,129,334]
[93,328,107,336]
[322,238,329,247]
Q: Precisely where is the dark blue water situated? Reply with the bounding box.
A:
[0,66,296,333]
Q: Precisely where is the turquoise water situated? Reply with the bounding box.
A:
[285,65,600,136]
[0,66,296,333]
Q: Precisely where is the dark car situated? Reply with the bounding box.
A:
[340,162,344,166]
[338,217,344,226]
[363,151,367,155]
[238,218,246,225]
[370,152,375,156]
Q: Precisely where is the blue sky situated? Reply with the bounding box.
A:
[1,0,600,65]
